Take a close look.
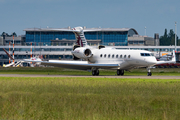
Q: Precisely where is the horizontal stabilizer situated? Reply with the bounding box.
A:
[3,62,14,67]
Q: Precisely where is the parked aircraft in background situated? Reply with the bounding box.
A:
[23,27,176,76]
[2,48,42,67]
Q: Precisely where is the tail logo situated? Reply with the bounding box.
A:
[75,33,83,47]
[72,27,87,47]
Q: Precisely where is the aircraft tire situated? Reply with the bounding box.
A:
[117,70,120,76]
[92,70,96,76]
[92,70,99,76]
[120,70,124,76]
[147,72,152,76]
[96,70,99,76]
[117,70,124,76]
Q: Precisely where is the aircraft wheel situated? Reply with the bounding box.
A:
[117,70,124,76]
[92,70,99,76]
[147,68,152,76]
[96,70,99,76]
[117,70,120,76]
[120,70,124,76]
[147,72,152,76]
[92,70,96,76]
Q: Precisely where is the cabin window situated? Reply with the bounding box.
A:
[116,55,118,58]
[100,54,102,57]
[104,54,106,58]
[120,55,122,58]
[108,54,110,58]
[128,55,130,58]
[124,55,126,58]
[112,54,114,58]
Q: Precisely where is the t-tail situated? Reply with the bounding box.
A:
[72,27,87,47]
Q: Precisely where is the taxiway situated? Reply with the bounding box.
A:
[0,74,180,79]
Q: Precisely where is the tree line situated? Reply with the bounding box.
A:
[160,29,179,46]
[0,32,17,37]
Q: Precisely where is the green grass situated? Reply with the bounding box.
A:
[0,77,180,119]
[1,67,180,76]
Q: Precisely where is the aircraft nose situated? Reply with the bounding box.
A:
[147,57,157,65]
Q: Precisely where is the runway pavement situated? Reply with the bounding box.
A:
[0,74,180,79]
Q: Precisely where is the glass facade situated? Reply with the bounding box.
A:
[26,31,128,46]
[85,31,128,46]
[26,31,75,43]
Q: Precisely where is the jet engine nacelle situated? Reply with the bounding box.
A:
[72,47,93,59]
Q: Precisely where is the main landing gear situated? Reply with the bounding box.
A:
[117,70,124,76]
[147,68,152,76]
[91,69,152,76]
[92,69,99,76]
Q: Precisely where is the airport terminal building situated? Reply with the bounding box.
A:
[24,27,139,46]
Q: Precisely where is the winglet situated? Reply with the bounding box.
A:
[72,27,87,47]
[171,50,176,63]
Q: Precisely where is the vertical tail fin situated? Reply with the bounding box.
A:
[3,48,14,67]
[72,27,87,47]
[3,48,14,60]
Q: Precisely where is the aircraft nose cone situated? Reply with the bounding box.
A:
[147,57,157,65]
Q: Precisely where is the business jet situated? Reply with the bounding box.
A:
[22,27,175,76]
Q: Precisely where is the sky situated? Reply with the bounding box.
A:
[0,0,179,37]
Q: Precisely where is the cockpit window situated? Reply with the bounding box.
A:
[145,53,150,56]
[141,53,151,56]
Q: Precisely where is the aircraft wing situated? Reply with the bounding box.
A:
[22,60,120,70]
[156,50,176,65]
[156,60,176,65]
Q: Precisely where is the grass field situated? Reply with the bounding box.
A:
[1,67,180,76]
[0,77,180,119]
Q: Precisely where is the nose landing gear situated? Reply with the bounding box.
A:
[147,68,152,76]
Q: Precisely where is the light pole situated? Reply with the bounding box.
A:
[175,22,177,51]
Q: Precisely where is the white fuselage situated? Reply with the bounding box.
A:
[88,48,157,70]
